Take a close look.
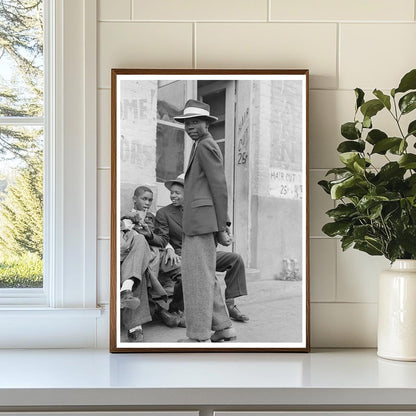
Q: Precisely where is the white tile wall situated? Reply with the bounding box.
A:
[99,0,131,21]
[96,0,416,347]
[336,246,389,303]
[132,0,268,21]
[97,89,111,168]
[98,22,193,89]
[270,0,415,22]
[310,239,336,302]
[309,90,355,169]
[309,170,334,237]
[196,23,338,89]
[311,303,378,347]
[98,169,111,239]
[97,239,110,304]
[340,24,416,90]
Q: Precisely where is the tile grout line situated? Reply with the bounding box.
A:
[193,22,197,68]
[268,0,271,22]
[130,0,133,20]
[98,19,415,24]
[336,22,340,90]
[311,301,378,305]
[333,228,338,303]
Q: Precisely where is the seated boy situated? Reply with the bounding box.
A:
[120,185,178,342]
[152,175,249,328]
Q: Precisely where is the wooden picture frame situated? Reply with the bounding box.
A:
[110,69,310,352]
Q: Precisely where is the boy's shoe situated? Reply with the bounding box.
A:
[210,327,237,342]
[176,311,186,328]
[227,304,249,322]
[178,338,211,343]
[127,327,144,342]
[158,308,181,327]
[120,290,140,310]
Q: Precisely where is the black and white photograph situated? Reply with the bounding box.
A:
[110,69,309,352]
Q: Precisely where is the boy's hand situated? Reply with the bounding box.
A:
[136,222,152,239]
[165,247,181,266]
[217,230,232,247]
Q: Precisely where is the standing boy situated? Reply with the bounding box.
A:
[173,99,236,342]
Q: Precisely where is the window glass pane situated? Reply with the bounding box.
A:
[156,124,184,183]
[157,81,186,123]
[0,0,44,291]
[156,80,187,182]
[0,126,43,289]
[0,0,44,117]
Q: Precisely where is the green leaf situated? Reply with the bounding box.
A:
[341,122,361,140]
[326,203,357,220]
[373,89,391,110]
[353,158,366,174]
[408,120,416,137]
[355,88,365,110]
[399,154,416,169]
[360,99,384,119]
[378,162,406,181]
[329,175,354,186]
[398,227,416,255]
[399,139,407,155]
[369,203,383,220]
[406,174,416,187]
[399,92,416,115]
[363,116,372,129]
[330,176,358,199]
[339,152,360,167]
[325,167,351,176]
[354,241,383,256]
[337,140,365,153]
[386,239,402,262]
[341,235,355,251]
[395,69,416,94]
[389,138,408,155]
[322,221,351,237]
[353,224,374,239]
[357,195,389,212]
[366,129,387,145]
[318,180,331,194]
[371,137,402,155]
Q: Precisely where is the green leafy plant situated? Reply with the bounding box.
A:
[319,69,416,262]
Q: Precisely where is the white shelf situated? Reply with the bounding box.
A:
[0,348,416,410]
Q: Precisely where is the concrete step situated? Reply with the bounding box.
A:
[246,268,261,281]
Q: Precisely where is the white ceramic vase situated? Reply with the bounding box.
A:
[378,259,416,361]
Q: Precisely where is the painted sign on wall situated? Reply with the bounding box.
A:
[236,107,249,166]
[269,168,302,200]
[119,80,157,186]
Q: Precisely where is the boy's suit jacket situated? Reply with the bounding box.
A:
[183,133,228,236]
[153,203,183,255]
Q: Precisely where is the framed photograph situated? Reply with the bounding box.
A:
[110,69,310,352]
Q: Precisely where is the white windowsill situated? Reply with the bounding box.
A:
[0,307,103,349]
[0,306,102,316]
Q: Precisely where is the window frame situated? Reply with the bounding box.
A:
[0,1,46,303]
[0,0,100,348]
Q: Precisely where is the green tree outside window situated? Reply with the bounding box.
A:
[0,0,44,288]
